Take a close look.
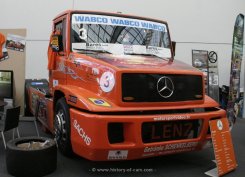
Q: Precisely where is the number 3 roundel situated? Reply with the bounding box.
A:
[99,71,115,92]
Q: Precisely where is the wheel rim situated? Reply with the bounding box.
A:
[54,109,67,147]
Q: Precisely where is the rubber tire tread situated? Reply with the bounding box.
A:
[55,97,73,156]
[6,137,57,177]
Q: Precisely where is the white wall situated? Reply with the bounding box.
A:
[0,0,245,87]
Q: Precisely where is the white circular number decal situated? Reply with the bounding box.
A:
[79,28,87,40]
[99,72,115,93]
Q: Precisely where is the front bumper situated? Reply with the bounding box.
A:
[70,108,226,161]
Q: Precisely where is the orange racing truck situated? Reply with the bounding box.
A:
[26,10,227,161]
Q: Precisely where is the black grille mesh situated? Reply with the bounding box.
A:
[122,73,203,102]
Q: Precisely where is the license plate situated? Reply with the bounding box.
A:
[142,120,201,143]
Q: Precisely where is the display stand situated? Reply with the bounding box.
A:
[205,118,237,177]
[205,166,218,177]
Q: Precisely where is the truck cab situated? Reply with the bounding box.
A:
[28,10,227,161]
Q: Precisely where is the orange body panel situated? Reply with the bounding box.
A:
[28,10,227,161]
[70,107,226,161]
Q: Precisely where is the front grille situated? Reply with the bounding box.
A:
[122,73,203,102]
[142,120,202,143]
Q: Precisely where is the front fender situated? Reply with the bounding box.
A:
[54,85,113,112]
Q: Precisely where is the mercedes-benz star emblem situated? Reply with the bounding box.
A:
[157,76,174,98]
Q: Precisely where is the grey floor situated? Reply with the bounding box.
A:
[0,118,245,177]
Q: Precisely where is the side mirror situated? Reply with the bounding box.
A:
[50,34,63,52]
[172,41,176,57]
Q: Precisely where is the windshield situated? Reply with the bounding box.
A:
[71,14,172,58]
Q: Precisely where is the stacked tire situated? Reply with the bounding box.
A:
[6,137,57,177]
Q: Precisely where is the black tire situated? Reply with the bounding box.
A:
[6,137,57,177]
[54,97,73,156]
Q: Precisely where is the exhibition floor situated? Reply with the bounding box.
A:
[0,118,245,177]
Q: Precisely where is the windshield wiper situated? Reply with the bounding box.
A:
[73,48,112,54]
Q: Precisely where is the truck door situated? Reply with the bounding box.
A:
[49,17,68,90]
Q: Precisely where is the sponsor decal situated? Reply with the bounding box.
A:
[85,68,100,81]
[144,145,165,153]
[72,14,166,32]
[144,142,198,153]
[147,46,170,58]
[73,119,91,146]
[99,71,115,92]
[73,60,81,67]
[67,67,83,80]
[123,45,133,53]
[68,95,77,104]
[153,115,191,121]
[86,43,109,51]
[108,150,128,160]
[142,142,198,157]
[57,60,66,72]
[57,62,84,81]
[143,120,199,142]
[73,58,93,66]
[151,122,193,140]
[164,142,198,150]
[89,98,111,107]
[53,80,58,87]
[92,68,99,76]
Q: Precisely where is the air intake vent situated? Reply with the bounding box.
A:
[108,123,124,144]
